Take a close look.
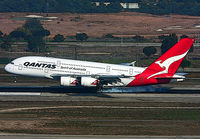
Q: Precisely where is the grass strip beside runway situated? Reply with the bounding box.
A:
[0,101,200,135]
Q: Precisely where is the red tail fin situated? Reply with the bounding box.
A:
[127,38,195,86]
[146,38,194,79]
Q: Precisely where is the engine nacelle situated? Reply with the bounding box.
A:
[60,77,77,86]
[81,77,98,87]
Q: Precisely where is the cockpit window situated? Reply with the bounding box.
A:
[11,62,14,65]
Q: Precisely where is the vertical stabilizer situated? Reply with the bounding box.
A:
[128,38,195,86]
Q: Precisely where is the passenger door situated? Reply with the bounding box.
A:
[18,64,22,70]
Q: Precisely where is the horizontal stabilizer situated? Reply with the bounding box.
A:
[185,78,200,80]
[155,77,185,80]
[155,74,185,80]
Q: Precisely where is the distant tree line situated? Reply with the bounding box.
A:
[1,0,200,15]
[0,0,122,13]
[0,19,50,52]
[136,0,200,16]
[0,19,91,52]
[53,33,89,42]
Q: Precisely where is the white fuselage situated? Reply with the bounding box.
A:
[5,56,145,87]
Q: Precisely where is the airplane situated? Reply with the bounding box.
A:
[4,38,195,90]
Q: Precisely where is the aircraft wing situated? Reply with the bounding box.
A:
[50,74,132,85]
[119,61,136,66]
[50,73,132,79]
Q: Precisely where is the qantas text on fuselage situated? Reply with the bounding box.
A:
[4,38,195,88]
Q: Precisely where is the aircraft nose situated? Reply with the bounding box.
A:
[4,64,13,73]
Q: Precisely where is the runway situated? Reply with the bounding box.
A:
[1,105,200,113]
[0,85,200,102]
[0,86,200,136]
[0,134,200,139]
[0,85,199,93]
[0,93,199,103]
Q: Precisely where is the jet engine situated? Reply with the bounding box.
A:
[60,77,77,86]
[81,77,98,87]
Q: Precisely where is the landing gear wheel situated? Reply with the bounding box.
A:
[97,84,103,93]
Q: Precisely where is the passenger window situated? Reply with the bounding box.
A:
[86,71,90,75]
[44,68,49,73]
[18,64,22,70]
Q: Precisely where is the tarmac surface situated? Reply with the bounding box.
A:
[0,86,199,103]
[0,93,200,103]
[0,86,200,138]
[0,134,200,139]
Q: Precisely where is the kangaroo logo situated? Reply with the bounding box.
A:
[91,80,98,85]
[71,80,77,85]
[147,51,188,79]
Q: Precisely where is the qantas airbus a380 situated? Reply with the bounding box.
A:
[4,38,195,89]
